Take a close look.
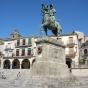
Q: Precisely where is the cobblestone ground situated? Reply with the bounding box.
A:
[0,75,88,88]
[24,76,88,88]
[0,69,88,88]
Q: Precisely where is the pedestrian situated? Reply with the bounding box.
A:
[1,72,6,79]
[17,72,20,79]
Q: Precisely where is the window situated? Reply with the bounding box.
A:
[23,39,25,45]
[12,35,14,38]
[28,38,31,45]
[28,48,31,55]
[84,49,87,54]
[0,51,2,56]
[38,47,42,55]
[16,49,19,56]
[79,39,82,46]
[75,47,77,53]
[22,48,25,56]
[17,40,20,46]
[69,37,73,43]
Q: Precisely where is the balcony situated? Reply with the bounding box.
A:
[3,54,34,59]
[3,53,14,59]
[4,48,14,51]
[14,55,33,59]
[15,44,32,48]
[15,53,33,58]
[3,56,13,59]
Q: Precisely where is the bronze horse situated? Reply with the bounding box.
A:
[41,4,62,36]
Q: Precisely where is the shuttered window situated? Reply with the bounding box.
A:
[28,38,31,45]
[22,48,25,56]
[16,49,19,56]
[17,40,20,46]
[28,48,31,55]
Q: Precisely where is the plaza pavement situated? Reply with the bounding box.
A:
[0,69,88,88]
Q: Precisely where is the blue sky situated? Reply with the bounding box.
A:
[0,0,88,38]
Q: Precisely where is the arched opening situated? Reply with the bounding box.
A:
[0,60,1,67]
[3,60,10,69]
[37,46,42,55]
[84,49,87,54]
[12,59,20,69]
[21,59,30,69]
[66,58,72,68]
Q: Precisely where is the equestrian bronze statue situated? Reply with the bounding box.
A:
[41,4,62,36]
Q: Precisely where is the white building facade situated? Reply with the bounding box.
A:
[0,31,87,69]
[58,33,79,65]
[0,30,36,69]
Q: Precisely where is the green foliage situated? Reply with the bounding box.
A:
[79,59,85,64]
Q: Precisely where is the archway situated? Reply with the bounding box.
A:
[21,59,30,69]
[66,58,72,68]
[84,49,87,54]
[3,60,10,69]
[12,59,20,69]
[66,58,72,72]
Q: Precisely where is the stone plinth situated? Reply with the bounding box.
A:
[31,37,70,78]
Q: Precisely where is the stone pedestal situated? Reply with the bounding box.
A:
[31,37,70,78]
[29,37,70,88]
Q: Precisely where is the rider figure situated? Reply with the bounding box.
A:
[41,4,56,24]
[49,4,56,23]
[41,4,49,23]
[41,4,62,36]
[41,4,49,14]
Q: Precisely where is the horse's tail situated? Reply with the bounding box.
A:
[55,21,62,35]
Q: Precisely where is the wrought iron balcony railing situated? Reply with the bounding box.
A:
[15,44,32,48]
[3,53,33,59]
